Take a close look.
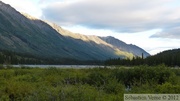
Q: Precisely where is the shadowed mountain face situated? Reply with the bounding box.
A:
[0,1,149,61]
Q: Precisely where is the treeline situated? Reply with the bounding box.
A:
[0,50,45,64]
[0,49,103,65]
[105,56,144,66]
[105,48,180,66]
[2,48,180,66]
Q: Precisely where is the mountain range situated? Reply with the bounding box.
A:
[0,1,150,63]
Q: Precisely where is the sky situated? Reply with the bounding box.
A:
[1,0,180,55]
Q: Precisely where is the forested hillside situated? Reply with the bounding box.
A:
[0,49,103,65]
[146,49,180,66]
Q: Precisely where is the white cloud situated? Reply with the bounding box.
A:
[42,0,180,33]
[1,0,42,18]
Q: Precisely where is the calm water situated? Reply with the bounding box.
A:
[10,65,106,69]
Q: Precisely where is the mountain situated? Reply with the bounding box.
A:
[100,36,150,58]
[0,1,149,64]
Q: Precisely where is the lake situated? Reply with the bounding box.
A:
[9,65,107,69]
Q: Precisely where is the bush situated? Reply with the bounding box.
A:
[155,82,180,93]
[0,64,4,69]
[0,66,179,100]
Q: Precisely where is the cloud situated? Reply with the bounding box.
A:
[150,27,180,39]
[2,0,180,39]
[1,0,42,18]
[42,0,180,33]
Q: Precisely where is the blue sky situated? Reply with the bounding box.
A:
[2,0,180,55]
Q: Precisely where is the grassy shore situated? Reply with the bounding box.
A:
[0,65,179,101]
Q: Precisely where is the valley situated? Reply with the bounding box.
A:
[0,1,180,100]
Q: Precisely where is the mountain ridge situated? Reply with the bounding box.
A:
[99,36,150,57]
[45,21,150,58]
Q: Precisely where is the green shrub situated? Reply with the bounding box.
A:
[0,66,178,100]
[155,82,180,93]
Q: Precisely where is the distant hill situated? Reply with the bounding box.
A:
[0,1,150,64]
[145,48,180,66]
